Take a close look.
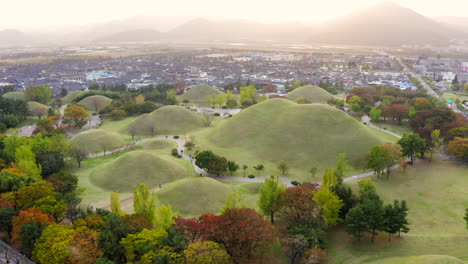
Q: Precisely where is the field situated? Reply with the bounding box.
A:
[78,95,113,113]
[68,129,126,154]
[194,98,396,181]
[286,85,336,103]
[128,105,207,136]
[2,91,25,100]
[328,159,468,263]
[177,84,224,106]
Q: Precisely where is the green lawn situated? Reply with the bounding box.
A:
[328,159,468,263]
[373,120,412,135]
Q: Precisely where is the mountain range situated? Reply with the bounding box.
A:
[2,2,468,47]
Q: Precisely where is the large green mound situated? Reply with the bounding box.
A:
[178,85,223,105]
[372,255,465,264]
[137,139,178,151]
[63,90,84,104]
[128,105,206,136]
[286,85,335,104]
[90,150,188,192]
[68,129,125,154]
[2,91,25,101]
[158,177,232,217]
[27,102,50,116]
[78,95,112,112]
[204,98,392,172]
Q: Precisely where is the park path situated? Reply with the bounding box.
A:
[361,115,402,139]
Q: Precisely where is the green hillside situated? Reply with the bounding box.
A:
[2,91,25,101]
[90,150,188,192]
[373,255,465,264]
[68,129,125,154]
[128,105,206,136]
[27,101,49,116]
[177,84,224,105]
[62,90,84,104]
[286,85,336,103]
[78,95,112,113]
[198,98,394,178]
[158,177,232,217]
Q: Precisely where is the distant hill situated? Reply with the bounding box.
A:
[310,2,465,46]
[286,85,335,104]
[0,29,28,46]
[177,85,224,106]
[95,29,163,43]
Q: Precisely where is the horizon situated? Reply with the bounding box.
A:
[2,0,468,32]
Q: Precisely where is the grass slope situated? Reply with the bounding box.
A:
[78,95,112,113]
[198,98,393,179]
[137,139,178,152]
[68,129,125,154]
[328,159,468,263]
[286,85,335,104]
[90,150,188,192]
[2,91,25,101]
[27,101,49,114]
[177,85,223,105]
[158,177,232,217]
[62,90,84,104]
[372,255,465,264]
[128,105,206,136]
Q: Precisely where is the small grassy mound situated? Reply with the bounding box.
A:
[177,85,224,105]
[90,150,188,192]
[68,129,125,154]
[128,105,206,136]
[78,95,112,112]
[27,101,49,116]
[372,255,465,264]
[62,90,84,104]
[201,98,392,174]
[2,91,25,101]
[286,85,335,104]
[137,139,178,151]
[158,177,232,217]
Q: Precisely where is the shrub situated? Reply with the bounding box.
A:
[173,135,179,139]
[214,113,221,116]
[291,180,301,186]
[177,155,182,159]
[248,175,255,179]
[171,148,178,156]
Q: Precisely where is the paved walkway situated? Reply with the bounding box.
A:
[361,115,402,139]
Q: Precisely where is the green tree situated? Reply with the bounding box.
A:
[239,85,256,107]
[277,160,289,175]
[345,205,367,241]
[242,165,248,178]
[362,199,386,242]
[369,107,382,121]
[98,214,129,264]
[15,145,42,180]
[321,167,337,189]
[396,200,410,237]
[309,167,317,179]
[33,224,74,264]
[63,104,90,129]
[227,160,239,175]
[398,133,426,164]
[120,228,169,263]
[221,192,246,214]
[110,192,126,216]
[335,153,349,182]
[258,175,285,224]
[215,94,226,107]
[154,205,178,229]
[0,207,16,238]
[25,85,52,104]
[253,164,264,176]
[464,208,468,229]
[365,145,389,177]
[133,184,157,224]
[313,188,344,227]
[430,129,443,161]
[33,195,67,222]
[184,241,229,264]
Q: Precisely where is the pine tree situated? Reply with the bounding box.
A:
[345,205,367,241]
[383,202,399,241]
[361,199,386,242]
[396,200,410,237]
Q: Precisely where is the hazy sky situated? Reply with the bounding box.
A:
[1,0,467,30]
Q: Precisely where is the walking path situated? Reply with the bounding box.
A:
[361,115,402,139]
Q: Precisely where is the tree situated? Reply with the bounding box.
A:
[279,185,321,226]
[202,113,215,127]
[15,145,41,180]
[413,97,432,110]
[365,145,389,177]
[120,228,169,263]
[195,150,215,169]
[33,195,67,222]
[309,167,317,179]
[258,175,285,224]
[184,241,229,264]
[215,94,226,107]
[12,208,54,256]
[330,183,356,219]
[14,181,54,209]
[447,137,468,160]
[70,146,87,168]
[277,160,289,175]
[24,85,52,104]
[227,160,239,175]
[345,204,367,241]
[464,208,468,229]
[242,165,248,178]
[154,204,178,229]
[362,199,386,242]
[63,105,90,129]
[313,188,344,227]
[207,155,228,176]
[335,153,349,182]
[32,224,74,264]
[0,207,16,238]
[133,184,157,224]
[110,192,125,216]
[321,168,337,189]
[281,235,308,264]
[398,133,426,164]
[429,129,443,161]
[253,164,264,176]
[221,192,246,214]
[239,85,256,107]
[369,107,381,121]
[69,229,104,264]
[98,214,130,264]
[395,200,410,237]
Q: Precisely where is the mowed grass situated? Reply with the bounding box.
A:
[68,129,126,154]
[177,84,224,106]
[373,120,412,135]
[136,139,178,152]
[89,150,188,192]
[158,177,233,217]
[27,101,49,114]
[328,159,468,264]
[128,105,206,136]
[370,255,465,264]
[62,90,84,104]
[195,98,396,181]
[2,91,25,100]
[78,95,112,113]
[286,85,336,103]
[99,116,140,136]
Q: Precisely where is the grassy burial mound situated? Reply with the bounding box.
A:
[137,139,178,151]
[68,129,125,154]
[62,90,84,104]
[90,150,188,192]
[78,95,112,113]
[2,91,25,101]
[202,98,392,174]
[158,177,232,217]
[286,85,335,104]
[128,105,206,136]
[177,84,224,105]
[27,101,50,118]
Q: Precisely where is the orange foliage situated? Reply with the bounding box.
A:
[12,208,53,247]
